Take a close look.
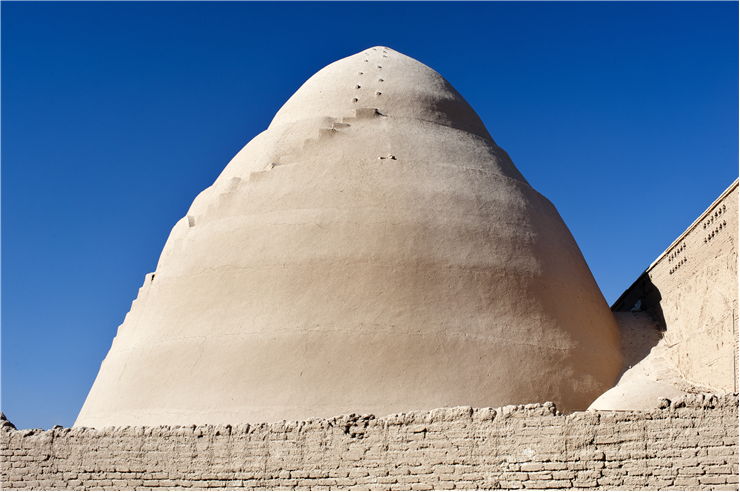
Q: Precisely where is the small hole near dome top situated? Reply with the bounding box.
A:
[352,98,359,103]
[358,72,364,75]
[378,78,384,82]
[356,85,361,89]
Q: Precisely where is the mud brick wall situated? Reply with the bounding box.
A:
[612,181,738,392]
[1,394,737,490]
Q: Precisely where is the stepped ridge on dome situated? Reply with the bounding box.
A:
[212,47,529,188]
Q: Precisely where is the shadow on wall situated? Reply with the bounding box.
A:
[611,273,665,377]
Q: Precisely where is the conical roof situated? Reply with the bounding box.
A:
[76,47,621,427]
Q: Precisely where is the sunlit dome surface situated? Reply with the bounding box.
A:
[77,47,622,427]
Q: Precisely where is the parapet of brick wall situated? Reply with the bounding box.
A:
[1,394,738,491]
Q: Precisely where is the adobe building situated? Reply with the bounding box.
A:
[592,180,738,411]
[75,46,624,428]
[1,47,737,490]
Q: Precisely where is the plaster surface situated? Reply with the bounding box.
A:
[77,47,622,427]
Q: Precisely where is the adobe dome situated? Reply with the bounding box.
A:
[76,47,622,427]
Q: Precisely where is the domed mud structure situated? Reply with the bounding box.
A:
[77,47,622,427]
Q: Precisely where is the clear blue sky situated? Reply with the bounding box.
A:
[2,1,737,429]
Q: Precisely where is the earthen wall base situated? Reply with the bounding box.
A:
[2,395,737,490]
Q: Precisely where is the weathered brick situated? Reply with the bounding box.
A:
[410,484,433,491]
[551,471,575,480]
[520,463,545,472]
[528,472,553,480]
[677,465,705,476]
[571,479,598,488]
[699,475,728,485]
[673,476,700,487]
[523,479,572,488]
